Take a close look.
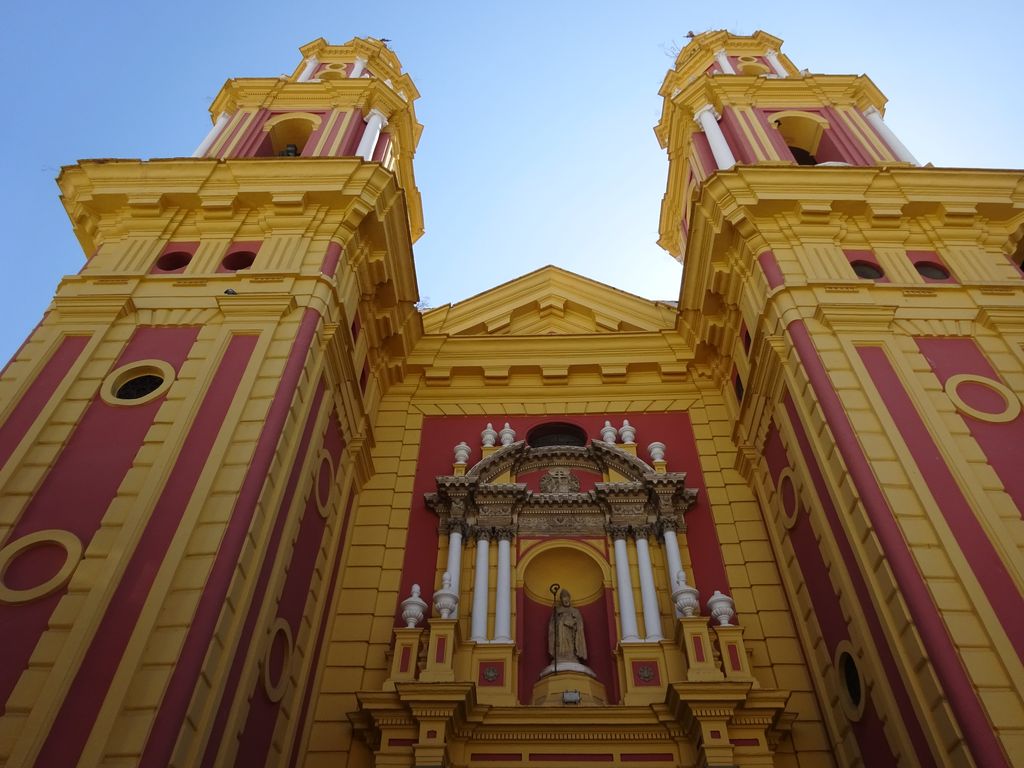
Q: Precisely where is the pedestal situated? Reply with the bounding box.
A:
[532,671,607,706]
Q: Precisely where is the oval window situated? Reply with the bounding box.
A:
[851,261,884,280]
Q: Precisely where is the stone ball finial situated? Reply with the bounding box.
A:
[648,441,666,462]
[481,422,497,447]
[707,590,736,626]
[400,583,428,628]
[619,419,636,444]
[453,441,471,465]
[600,420,618,443]
[498,422,516,446]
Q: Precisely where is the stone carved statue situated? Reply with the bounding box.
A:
[547,589,587,664]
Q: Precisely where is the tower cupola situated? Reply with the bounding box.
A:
[655,30,918,260]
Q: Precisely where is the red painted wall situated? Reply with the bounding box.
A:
[35,333,257,767]
[0,334,89,470]
[858,345,1023,663]
[916,337,1024,517]
[0,326,197,715]
[788,318,1006,766]
[231,408,345,768]
[196,378,326,767]
[144,308,321,765]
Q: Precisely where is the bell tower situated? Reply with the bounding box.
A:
[658,29,1024,767]
[0,37,423,767]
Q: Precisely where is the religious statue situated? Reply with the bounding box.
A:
[548,589,587,665]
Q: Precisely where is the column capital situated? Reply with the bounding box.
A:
[471,526,492,542]
[366,107,390,126]
[633,524,655,540]
[693,104,720,125]
[607,524,632,541]
[657,516,684,535]
[441,518,469,537]
[494,526,516,542]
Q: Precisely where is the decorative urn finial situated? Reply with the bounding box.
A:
[619,419,637,444]
[453,441,471,465]
[648,441,666,462]
[481,422,497,447]
[671,570,700,617]
[600,420,618,443]
[707,590,736,626]
[498,422,516,446]
[433,571,459,618]
[400,584,428,627]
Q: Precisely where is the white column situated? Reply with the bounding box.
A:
[296,56,319,82]
[661,524,684,601]
[765,50,788,77]
[192,112,230,158]
[470,529,491,642]
[694,105,737,171]
[612,529,641,642]
[864,106,919,165]
[350,56,367,78]
[356,108,388,161]
[634,531,663,641]
[445,521,465,615]
[714,50,735,74]
[494,530,513,642]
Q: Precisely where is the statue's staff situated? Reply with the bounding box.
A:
[549,583,561,675]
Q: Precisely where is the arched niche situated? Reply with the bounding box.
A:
[515,540,617,704]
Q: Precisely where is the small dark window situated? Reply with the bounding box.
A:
[839,651,862,708]
[742,329,752,354]
[851,261,884,280]
[156,251,192,272]
[526,422,587,448]
[115,374,164,400]
[222,251,256,271]
[915,261,950,280]
[733,374,745,402]
[789,145,817,166]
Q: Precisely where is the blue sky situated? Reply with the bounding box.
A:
[2,1,1022,364]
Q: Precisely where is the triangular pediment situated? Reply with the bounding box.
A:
[421,266,677,336]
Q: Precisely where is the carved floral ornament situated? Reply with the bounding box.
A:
[425,440,698,538]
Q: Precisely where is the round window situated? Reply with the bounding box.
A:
[915,261,950,280]
[851,260,884,280]
[100,360,176,406]
[115,374,164,400]
[222,251,256,271]
[155,251,192,272]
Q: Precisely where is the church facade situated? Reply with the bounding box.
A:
[0,29,1022,767]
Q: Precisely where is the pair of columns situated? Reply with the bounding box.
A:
[445,523,513,643]
[693,102,918,172]
[610,524,682,643]
[713,49,788,78]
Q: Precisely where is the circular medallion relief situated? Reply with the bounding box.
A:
[263,617,293,703]
[944,374,1021,424]
[0,529,83,604]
